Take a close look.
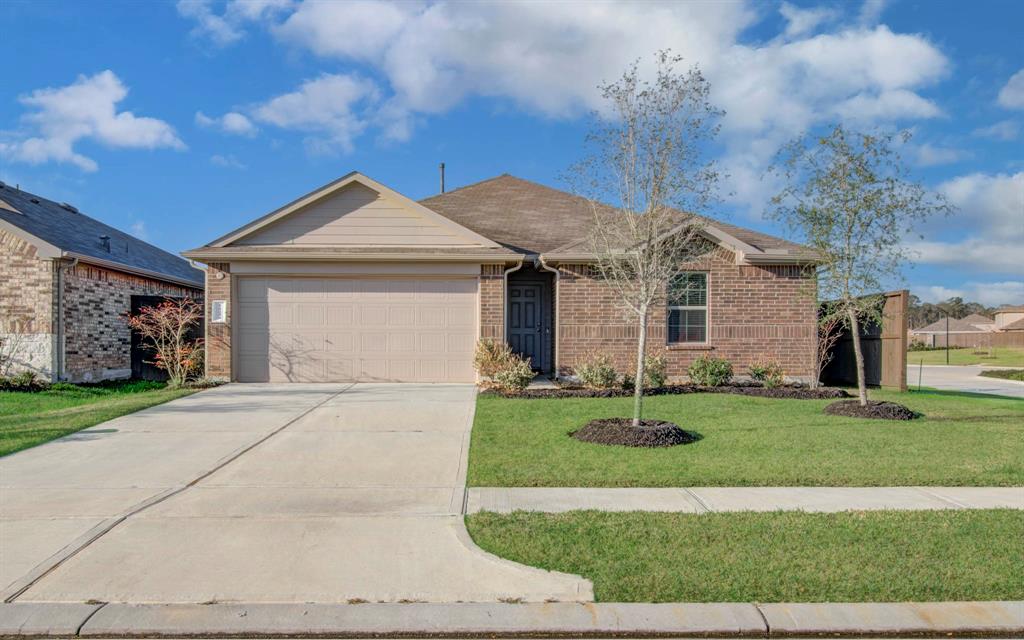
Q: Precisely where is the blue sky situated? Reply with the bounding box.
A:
[1,0,1021,306]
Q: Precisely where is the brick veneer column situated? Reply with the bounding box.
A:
[479,264,506,341]
[556,249,817,380]
[205,262,232,380]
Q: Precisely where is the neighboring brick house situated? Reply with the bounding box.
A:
[184,172,818,383]
[0,183,203,382]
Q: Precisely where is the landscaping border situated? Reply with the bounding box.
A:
[487,383,849,400]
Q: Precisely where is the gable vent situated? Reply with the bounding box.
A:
[60,202,79,213]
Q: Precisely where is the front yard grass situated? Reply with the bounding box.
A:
[467,388,1024,486]
[466,509,1024,602]
[907,346,1024,367]
[0,381,195,457]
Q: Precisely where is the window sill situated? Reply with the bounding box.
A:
[666,343,714,351]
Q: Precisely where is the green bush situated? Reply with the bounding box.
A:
[575,352,619,389]
[0,371,49,392]
[688,355,733,386]
[644,353,668,388]
[474,339,514,380]
[492,354,535,392]
[748,356,784,388]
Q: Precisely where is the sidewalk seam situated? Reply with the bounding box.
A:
[683,488,712,513]
[914,486,969,509]
[4,384,355,603]
[75,602,107,636]
[753,602,771,638]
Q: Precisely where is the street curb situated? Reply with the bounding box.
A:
[1,601,1021,638]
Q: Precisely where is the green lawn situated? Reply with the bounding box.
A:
[907,346,1024,366]
[466,509,1024,602]
[981,369,1024,382]
[467,388,1024,487]
[0,381,195,457]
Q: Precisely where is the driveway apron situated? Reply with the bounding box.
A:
[5,383,589,603]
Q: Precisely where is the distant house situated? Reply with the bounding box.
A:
[993,306,1024,330]
[910,313,996,347]
[0,183,203,382]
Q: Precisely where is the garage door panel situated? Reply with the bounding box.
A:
[236,277,477,383]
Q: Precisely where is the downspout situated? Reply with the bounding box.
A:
[54,256,78,381]
[535,254,560,378]
[502,260,524,345]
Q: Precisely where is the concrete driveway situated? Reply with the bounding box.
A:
[907,364,1024,398]
[0,383,590,604]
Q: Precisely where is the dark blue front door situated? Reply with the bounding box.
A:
[507,283,544,371]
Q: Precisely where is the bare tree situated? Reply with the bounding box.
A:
[570,51,723,426]
[810,304,844,390]
[125,298,204,388]
[769,125,952,405]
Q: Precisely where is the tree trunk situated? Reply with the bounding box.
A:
[633,307,649,427]
[848,308,868,406]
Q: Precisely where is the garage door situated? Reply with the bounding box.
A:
[235,277,477,382]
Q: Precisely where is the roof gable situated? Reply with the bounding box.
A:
[214,172,500,249]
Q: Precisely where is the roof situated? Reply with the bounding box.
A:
[0,183,203,287]
[994,306,1024,314]
[420,174,818,262]
[184,245,522,262]
[912,313,995,333]
[1002,318,1024,331]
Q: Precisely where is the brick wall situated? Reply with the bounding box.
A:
[556,249,817,380]
[479,264,505,340]
[204,262,232,380]
[63,263,201,382]
[0,230,57,377]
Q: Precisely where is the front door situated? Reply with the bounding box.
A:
[507,283,545,371]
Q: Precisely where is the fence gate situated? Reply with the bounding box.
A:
[821,290,908,391]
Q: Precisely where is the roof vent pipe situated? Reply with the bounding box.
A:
[99,235,111,252]
[439,162,445,193]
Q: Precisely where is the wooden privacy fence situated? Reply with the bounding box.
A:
[822,290,908,391]
[914,331,1024,349]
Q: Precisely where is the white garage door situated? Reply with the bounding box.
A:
[235,277,477,382]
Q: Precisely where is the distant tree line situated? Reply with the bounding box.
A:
[908,295,998,329]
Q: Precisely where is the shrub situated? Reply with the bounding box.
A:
[688,355,733,386]
[473,339,513,379]
[748,356,784,388]
[575,352,619,389]
[644,352,668,388]
[0,371,49,392]
[492,355,535,392]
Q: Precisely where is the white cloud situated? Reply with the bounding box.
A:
[972,119,1019,141]
[210,153,246,169]
[250,73,380,153]
[908,172,1024,274]
[997,68,1024,109]
[129,220,148,240]
[177,0,292,46]
[0,70,184,172]
[779,2,836,39]
[914,281,1024,307]
[195,110,257,136]
[913,142,965,167]
[858,0,889,26]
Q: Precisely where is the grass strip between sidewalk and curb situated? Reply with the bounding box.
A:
[467,388,1024,487]
[466,509,1024,603]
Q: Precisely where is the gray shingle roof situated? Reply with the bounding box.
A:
[420,174,817,260]
[912,313,995,333]
[0,183,202,287]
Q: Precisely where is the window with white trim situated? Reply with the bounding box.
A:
[667,272,707,343]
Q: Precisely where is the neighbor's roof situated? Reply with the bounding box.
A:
[420,174,818,262]
[0,182,203,287]
[994,305,1024,314]
[1001,318,1024,331]
[912,313,995,333]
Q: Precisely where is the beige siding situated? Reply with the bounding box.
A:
[235,276,478,383]
[236,183,480,247]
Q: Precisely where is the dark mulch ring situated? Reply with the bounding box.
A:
[823,399,920,420]
[570,418,701,448]
[491,382,848,400]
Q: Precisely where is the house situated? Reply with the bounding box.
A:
[909,313,997,347]
[0,183,204,382]
[183,172,819,383]
[993,306,1024,330]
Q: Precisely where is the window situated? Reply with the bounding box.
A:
[667,272,707,343]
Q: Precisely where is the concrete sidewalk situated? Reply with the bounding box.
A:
[907,364,1024,397]
[2,601,1021,637]
[467,486,1024,513]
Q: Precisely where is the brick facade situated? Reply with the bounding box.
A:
[204,262,232,380]
[0,230,58,377]
[479,264,505,340]
[554,249,817,380]
[62,263,201,382]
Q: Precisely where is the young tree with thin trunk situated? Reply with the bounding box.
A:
[570,51,723,426]
[769,125,952,405]
[125,298,204,388]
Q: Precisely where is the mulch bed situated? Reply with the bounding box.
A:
[490,383,848,400]
[570,418,700,448]
[823,399,919,420]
